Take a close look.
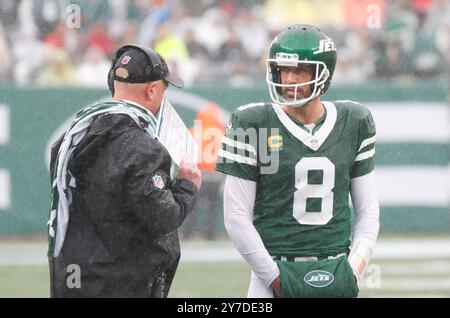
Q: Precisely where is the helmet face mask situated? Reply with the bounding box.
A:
[266,24,336,108]
[266,58,329,107]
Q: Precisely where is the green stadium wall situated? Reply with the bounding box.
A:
[0,81,448,235]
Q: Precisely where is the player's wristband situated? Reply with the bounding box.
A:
[348,241,373,281]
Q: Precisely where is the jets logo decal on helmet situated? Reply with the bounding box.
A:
[313,39,336,55]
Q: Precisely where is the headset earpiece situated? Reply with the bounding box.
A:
[107,57,117,96]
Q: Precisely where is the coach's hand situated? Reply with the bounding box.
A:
[271,276,281,297]
[177,155,202,191]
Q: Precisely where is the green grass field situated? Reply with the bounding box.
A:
[1,238,450,298]
[0,262,250,298]
[1,258,450,298]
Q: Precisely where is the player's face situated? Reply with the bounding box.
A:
[280,65,314,100]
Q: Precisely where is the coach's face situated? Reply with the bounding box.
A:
[280,65,314,100]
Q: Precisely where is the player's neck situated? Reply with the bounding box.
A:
[282,98,324,125]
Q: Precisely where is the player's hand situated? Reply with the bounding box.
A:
[271,276,281,297]
[176,154,202,191]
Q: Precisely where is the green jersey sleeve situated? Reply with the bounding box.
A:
[215,110,259,181]
[350,108,376,178]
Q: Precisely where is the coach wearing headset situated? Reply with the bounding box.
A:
[48,45,201,298]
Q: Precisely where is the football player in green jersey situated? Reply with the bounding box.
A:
[216,24,380,298]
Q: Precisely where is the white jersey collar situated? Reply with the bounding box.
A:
[272,101,337,151]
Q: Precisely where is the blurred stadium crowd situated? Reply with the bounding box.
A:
[0,0,448,88]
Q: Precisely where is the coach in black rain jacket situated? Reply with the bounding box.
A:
[48,45,201,298]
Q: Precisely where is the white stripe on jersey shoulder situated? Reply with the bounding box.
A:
[271,101,337,151]
[217,149,257,166]
[355,149,375,161]
[358,135,376,152]
[221,136,257,156]
[334,100,362,106]
[237,102,266,111]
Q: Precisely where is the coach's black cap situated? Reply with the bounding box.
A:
[110,44,184,88]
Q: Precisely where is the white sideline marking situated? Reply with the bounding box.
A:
[360,278,450,291]
[1,239,450,265]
